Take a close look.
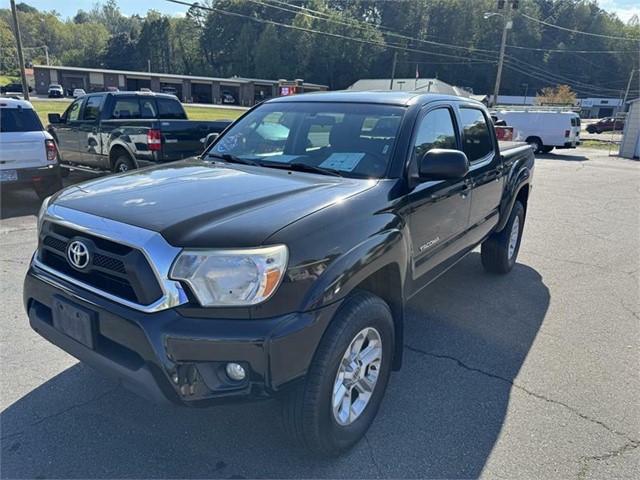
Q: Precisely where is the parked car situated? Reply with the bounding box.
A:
[48,84,64,98]
[161,85,178,96]
[106,86,120,92]
[26,91,535,456]
[221,90,236,104]
[492,110,581,153]
[0,98,62,200]
[46,91,232,173]
[72,88,86,98]
[586,117,625,133]
[1,82,34,94]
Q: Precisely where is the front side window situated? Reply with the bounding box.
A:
[206,102,406,179]
[64,98,83,122]
[412,108,457,162]
[459,107,493,162]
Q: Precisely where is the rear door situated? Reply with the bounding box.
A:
[407,105,471,292]
[0,106,47,179]
[457,106,505,246]
[78,95,106,167]
[49,97,85,164]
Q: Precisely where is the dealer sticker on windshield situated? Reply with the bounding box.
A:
[319,153,365,172]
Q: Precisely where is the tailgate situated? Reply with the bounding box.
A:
[160,120,232,160]
[0,131,47,170]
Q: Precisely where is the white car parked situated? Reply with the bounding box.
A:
[0,98,63,200]
[72,88,86,98]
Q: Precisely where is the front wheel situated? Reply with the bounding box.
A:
[280,291,394,457]
[541,146,554,153]
[481,201,525,274]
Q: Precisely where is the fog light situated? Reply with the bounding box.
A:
[225,362,246,381]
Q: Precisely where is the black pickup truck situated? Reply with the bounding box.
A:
[46,91,232,173]
[25,92,534,456]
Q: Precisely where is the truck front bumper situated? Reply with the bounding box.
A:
[24,265,339,407]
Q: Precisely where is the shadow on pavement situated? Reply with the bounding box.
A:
[0,253,549,478]
[536,151,588,161]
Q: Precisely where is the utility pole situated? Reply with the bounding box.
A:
[389,51,398,91]
[491,1,513,107]
[10,0,29,100]
[44,45,49,66]
[622,68,636,113]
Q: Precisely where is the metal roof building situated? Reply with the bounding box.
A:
[346,78,472,97]
[33,65,327,106]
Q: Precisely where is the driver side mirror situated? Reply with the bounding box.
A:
[48,113,62,124]
[419,149,469,181]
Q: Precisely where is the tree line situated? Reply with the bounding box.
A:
[1,0,638,98]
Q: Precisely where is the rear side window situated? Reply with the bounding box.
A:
[157,98,187,119]
[459,108,493,162]
[111,98,141,119]
[82,96,103,121]
[0,107,42,132]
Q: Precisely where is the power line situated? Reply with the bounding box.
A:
[505,44,638,54]
[520,13,640,42]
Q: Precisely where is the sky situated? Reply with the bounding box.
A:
[3,0,640,23]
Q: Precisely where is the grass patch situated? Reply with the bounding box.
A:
[28,98,243,125]
[580,140,620,151]
[0,74,19,85]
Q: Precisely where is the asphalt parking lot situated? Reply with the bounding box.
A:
[1,148,638,479]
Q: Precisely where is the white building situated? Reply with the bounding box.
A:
[579,98,623,119]
[619,99,640,159]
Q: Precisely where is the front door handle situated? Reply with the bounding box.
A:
[460,185,471,199]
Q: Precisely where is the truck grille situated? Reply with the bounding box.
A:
[38,221,163,306]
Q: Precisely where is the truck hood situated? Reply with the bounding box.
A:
[53,160,377,248]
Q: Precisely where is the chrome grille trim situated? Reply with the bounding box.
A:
[33,204,189,313]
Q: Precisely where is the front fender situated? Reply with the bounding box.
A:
[299,229,409,312]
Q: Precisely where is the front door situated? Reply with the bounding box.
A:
[49,97,85,164]
[407,106,471,293]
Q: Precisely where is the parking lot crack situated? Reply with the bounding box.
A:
[363,433,383,477]
[577,440,640,480]
[0,387,118,442]
[405,345,639,444]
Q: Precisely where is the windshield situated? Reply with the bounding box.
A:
[205,102,405,178]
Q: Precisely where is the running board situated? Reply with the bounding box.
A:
[60,164,105,175]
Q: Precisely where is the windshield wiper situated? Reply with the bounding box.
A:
[261,161,342,177]
[206,152,261,167]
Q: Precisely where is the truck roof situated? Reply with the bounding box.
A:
[88,91,179,100]
[267,91,482,107]
[0,98,34,109]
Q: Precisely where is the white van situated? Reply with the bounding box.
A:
[492,110,581,154]
[0,98,63,200]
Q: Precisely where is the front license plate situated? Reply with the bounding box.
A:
[0,170,18,183]
[52,297,96,349]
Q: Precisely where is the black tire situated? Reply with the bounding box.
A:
[59,166,70,178]
[595,128,602,134]
[35,176,63,202]
[541,146,554,153]
[280,291,394,457]
[113,155,135,173]
[526,137,543,154]
[481,201,525,274]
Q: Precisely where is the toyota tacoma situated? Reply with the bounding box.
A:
[24,91,534,456]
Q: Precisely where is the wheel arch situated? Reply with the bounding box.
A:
[109,143,138,170]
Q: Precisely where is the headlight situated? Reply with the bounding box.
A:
[37,196,52,234]
[170,245,288,307]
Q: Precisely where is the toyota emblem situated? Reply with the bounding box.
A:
[67,240,90,270]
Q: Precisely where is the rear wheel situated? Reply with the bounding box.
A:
[481,201,525,274]
[113,155,135,173]
[280,291,394,457]
[526,137,543,154]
